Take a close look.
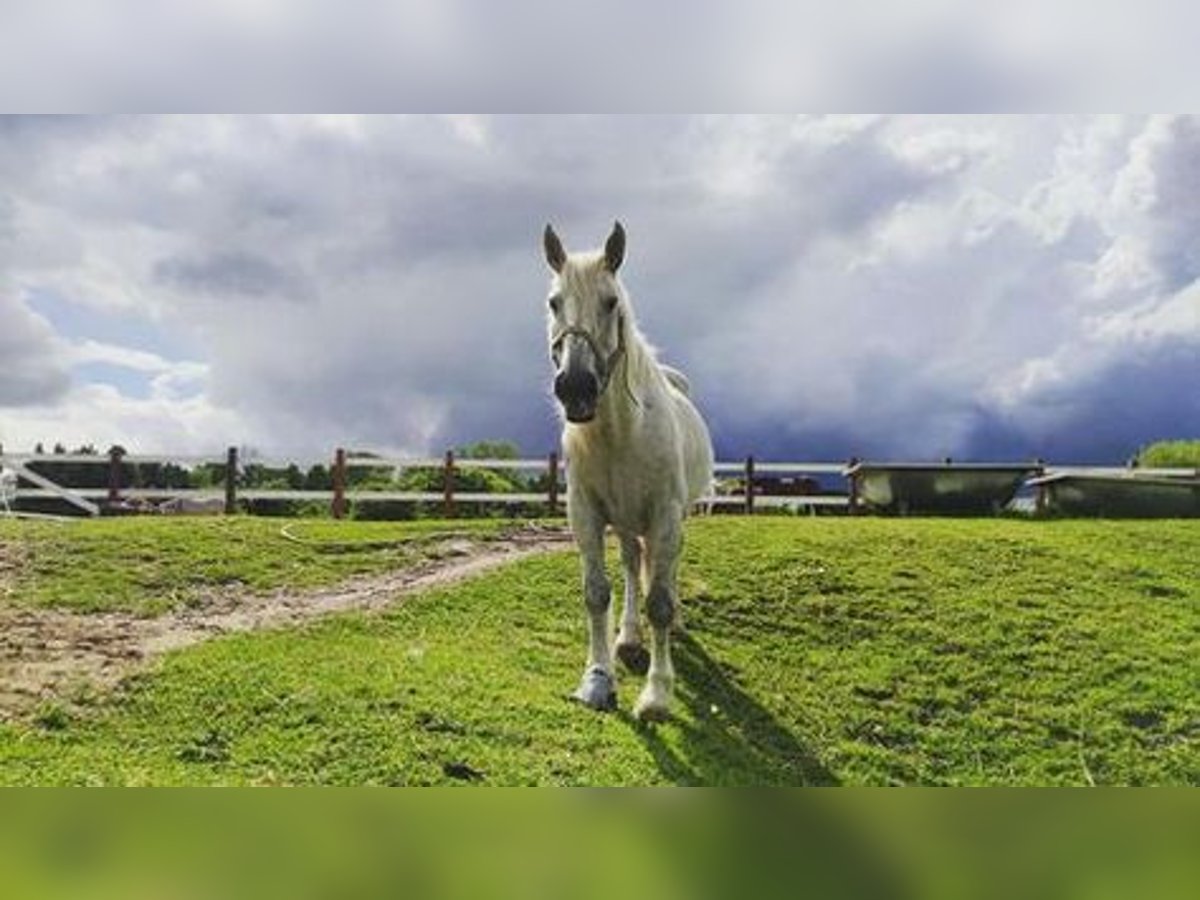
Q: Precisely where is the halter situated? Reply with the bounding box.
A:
[549,314,638,406]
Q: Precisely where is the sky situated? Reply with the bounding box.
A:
[1,114,1198,464]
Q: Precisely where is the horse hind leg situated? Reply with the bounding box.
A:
[615,534,649,676]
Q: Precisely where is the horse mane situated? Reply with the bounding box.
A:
[620,295,656,368]
[614,278,681,408]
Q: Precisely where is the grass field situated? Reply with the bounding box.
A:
[0,516,1196,785]
[0,516,509,615]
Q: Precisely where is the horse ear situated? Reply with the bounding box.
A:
[604,221,625,272]
[543,224,566,273]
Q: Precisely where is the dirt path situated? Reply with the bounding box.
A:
[0,527,572,721]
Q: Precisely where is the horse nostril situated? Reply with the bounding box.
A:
[555,369,599,405]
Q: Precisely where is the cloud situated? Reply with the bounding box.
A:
[1108,116,1200,292]
[154,251,315,302]
[686,116,1199,461]
[66,338,201,374]
[1,115,1197,464]
[971,337,1200,462]
[0,382,250,456]
[0,293,71,407]
[0,197,72,406]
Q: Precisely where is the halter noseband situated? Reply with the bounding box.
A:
[550,315,628,399]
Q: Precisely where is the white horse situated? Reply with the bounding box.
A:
[543,221,714,720]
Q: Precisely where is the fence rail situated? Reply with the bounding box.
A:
[2,447,1196,519]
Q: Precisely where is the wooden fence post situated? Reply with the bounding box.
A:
[331,447,347,520]
[224,446,238,515]
[547,451,560,516]
[744,455,755,516]
[107,446,125,504]
[443,450,456,518]
[847,456,860,516]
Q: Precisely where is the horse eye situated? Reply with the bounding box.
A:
[603,295,618,313]
[548,296,562,314]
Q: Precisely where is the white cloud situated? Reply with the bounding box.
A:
[65,339,187,373]
[0,382,250,456]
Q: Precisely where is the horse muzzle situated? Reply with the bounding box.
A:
[554,367,600,423]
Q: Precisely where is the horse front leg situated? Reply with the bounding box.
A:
[614,534,649,675]
[635,510,682,721]
[570,501,616,711]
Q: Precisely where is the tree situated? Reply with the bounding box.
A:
[457,440,520,460]
[304,465,332,491]
[284,464,304,490]
[1136,439,1200,467]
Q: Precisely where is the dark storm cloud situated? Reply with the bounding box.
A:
[2,115,1199,463]
[154,252,314,302]
[962,338,1200,463]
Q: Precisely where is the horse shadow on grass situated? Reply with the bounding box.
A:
[621,630,838,786]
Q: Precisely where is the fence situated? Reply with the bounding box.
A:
[0,448,565,518]
[1,447,848,517]
[1,447,1195,518]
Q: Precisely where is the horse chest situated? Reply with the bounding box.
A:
[569,446,670,531]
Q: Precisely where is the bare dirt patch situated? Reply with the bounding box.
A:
[0,526,572,721]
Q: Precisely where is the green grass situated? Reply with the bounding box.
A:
[0,517,1197,784]
[0,516,509,615]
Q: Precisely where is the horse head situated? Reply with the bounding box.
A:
[543,221,628,423]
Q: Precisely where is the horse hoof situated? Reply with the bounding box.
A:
[571,666,616,712]
[633,682,673,722]
[633,695,672,723]
[615,641,650,675]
